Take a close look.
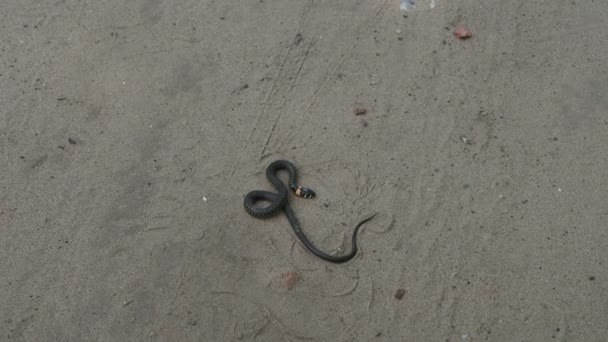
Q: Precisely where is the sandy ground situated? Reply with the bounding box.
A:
[1,0,608,341]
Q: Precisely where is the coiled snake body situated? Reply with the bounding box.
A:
[243,160,375,263]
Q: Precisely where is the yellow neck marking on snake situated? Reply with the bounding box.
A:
[295,187,302,196]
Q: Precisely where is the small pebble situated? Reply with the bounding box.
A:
[68,138,77,145]
[360,119,368,127]
[589,276,595,281]
[394,289,405,300]
[461,136,472,145]
[354,107,367,116]
[294,33,303,45]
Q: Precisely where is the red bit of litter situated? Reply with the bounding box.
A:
[454,26,472,39]
[282,271,299,289]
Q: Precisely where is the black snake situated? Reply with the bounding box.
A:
[243,160,375,263]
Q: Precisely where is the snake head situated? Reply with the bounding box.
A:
[293,186,315,198]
